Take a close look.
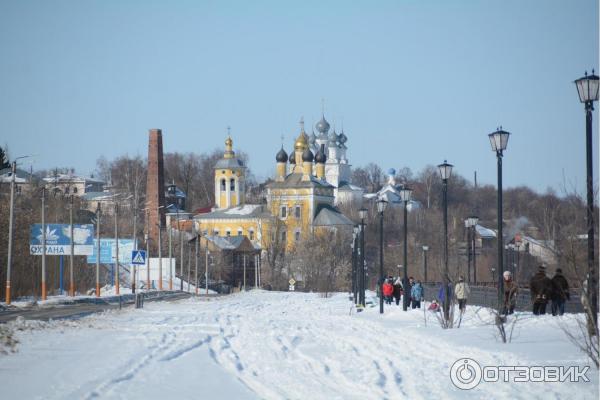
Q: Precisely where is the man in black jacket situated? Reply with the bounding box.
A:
[551,268,570,316]
[529,265,552,315]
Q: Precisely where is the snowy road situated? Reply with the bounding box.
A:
[0,291,597,399]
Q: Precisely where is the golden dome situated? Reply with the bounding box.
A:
[294,132,308,151]
[224,135,234,159]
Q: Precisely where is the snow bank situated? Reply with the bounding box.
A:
[0,291,597,399]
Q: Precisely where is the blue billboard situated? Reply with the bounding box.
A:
[30,224,94,255]
[87,239,137,264]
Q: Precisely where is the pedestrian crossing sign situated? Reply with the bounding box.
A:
[131,250,146,265]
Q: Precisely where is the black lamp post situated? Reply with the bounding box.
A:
[359,207,368,307]
[489,127,510,310]
[399,186,413,311]
[467,215,479,283]
[422,246,429,282]
[377,198,388,314]
[352,225,359,303]
[438,160,453,321]
[574,70,599,336]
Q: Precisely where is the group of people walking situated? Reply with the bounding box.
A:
[378,264,571,317]
[381,276,424,309]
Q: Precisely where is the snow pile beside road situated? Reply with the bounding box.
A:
[0,291,597,399]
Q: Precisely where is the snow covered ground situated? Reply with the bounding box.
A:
[0,291,597,399]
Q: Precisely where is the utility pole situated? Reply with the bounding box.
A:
[187,242,191,292]
[168,223,173,290]
[194,231,198,295]
[95,202,101,298]
[5,161,16,304]
[42,187,47,300]
[254,253,258,289]
[158,220,162,291]
[132,195,137,294]
[145,208,150,290]
[114,202,120,295]
[205,248,210,295]
[69,194,75,296]
[243,254,247,291]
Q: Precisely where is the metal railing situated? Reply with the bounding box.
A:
[421,283,584,313]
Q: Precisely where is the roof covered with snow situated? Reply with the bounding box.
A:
[195,204,270,221]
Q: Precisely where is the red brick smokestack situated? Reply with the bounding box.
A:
[146,129,166,252]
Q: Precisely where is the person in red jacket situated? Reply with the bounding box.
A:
[382,279,394,305]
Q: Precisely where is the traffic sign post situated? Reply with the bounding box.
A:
[132,250,146,265]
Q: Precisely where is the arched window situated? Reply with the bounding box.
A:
[220,179,226,191]
[237,228,243,236]
[249,229,255,240]
[226,229,231,237]
[230,178,235,191]
[295,229,301,242]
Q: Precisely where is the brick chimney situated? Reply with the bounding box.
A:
[146,129,166,252]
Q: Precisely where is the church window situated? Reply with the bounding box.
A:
[230,178,235,191]
[280,206,287,219]
[220,179,226,191]
[295,230,301,242]
[226,229,231,237]
[213,229,219,236]
[73,187,78,194]
[249,229,255,240]
[294,205,301,219]
[237,228,243,236]
[281,230,287,242]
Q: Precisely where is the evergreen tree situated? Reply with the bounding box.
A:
[0,146,9,169]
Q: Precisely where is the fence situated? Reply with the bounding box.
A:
[421,283,584,313]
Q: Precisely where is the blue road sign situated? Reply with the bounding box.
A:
[131,250,147,265]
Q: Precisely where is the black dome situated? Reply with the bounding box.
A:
[276,148,288,163]
[315,144,327,163]
[289,150,296,164]
[302,148,314,162]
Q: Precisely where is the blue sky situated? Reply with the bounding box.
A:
[0,0,597,194]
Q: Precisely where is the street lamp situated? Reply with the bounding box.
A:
[466,215,479,283]
[376,197,388,314]
[574,70,599,336]
[437,160,453,321]
[358,207,368,307]
[489,127,510,311]
[399,186,413,311]
[422,246,429,282]
[352,225,359,303]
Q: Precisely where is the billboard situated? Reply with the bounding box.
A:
[30,224,94,256]
[87,239,137,264]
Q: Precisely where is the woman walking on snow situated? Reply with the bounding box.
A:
[393,277,403,306]
[454,276,470,313]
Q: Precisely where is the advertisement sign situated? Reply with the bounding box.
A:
[30,224,94,255]
[87,239,136,264]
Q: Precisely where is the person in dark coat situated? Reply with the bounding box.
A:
[392,277,403,306]
[406,277,415,308]
[550,268,570,316]
[529,265,552,315]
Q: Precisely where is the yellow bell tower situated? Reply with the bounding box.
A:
[214,132,246,209]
